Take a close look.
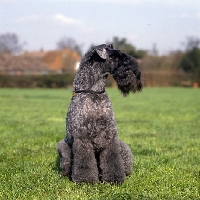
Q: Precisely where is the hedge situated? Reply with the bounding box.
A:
[0,74,75,88]
[0,72,190,88]
[0,74,116,88]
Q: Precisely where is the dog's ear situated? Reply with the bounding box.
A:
[93,44,108,59]
[93,44,120,59]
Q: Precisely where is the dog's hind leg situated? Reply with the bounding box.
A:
[119,140,133,176]
[57,140,72,177]
[71,139,99,183]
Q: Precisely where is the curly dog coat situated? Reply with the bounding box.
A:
[57,44,142,183]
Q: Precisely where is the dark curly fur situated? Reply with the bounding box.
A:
[57,44,142,183]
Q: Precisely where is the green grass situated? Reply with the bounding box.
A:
[0,87,200,199]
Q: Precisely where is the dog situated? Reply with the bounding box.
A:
[57,44,143,183]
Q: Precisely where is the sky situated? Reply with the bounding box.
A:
[1,0,200,55]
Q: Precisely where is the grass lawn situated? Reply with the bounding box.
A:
[0,87,199,199]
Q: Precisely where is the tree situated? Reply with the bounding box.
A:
[0,33,24,54]
[107,36,147,59]
[180,37,200,83]
[57,36,82,56]
[150,43,158,56]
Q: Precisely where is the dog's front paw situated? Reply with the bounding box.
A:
[101,172,125,184]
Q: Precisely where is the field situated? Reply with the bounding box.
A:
[0,87,199,199]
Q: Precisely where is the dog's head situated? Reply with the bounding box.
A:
[93,44,143,96]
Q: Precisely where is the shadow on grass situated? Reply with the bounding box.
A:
[51,156,73,181]
[51,156,61,174]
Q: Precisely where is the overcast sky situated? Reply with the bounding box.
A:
[1,0,200,54]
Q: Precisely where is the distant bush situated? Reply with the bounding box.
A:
[0,74,75,88]
[142,70,190,87]
[0,74,117,88]
[0,71,190,88]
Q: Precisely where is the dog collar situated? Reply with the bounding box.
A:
[72,89,105,97]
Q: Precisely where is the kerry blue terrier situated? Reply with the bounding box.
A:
[57,44,143,183]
